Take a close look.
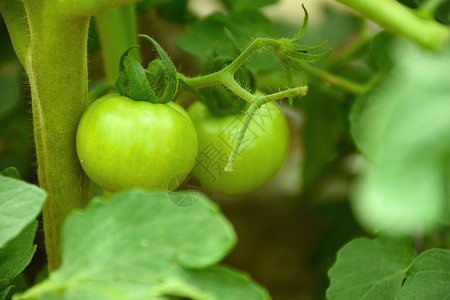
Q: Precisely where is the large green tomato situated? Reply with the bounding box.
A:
[76,94,198,192]
[188,101,289,196]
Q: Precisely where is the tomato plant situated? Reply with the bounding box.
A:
[76,93,198,192]
[188,101,289,196]
[1,0,450,299]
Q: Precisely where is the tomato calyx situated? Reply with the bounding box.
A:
[115,34,178,104]
[271,4,331,105]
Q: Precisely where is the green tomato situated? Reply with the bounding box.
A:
[188,101,289,196]
[76,94,198,192]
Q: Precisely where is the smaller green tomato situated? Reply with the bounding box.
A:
[188,101,289,196]
[76,94,198,192]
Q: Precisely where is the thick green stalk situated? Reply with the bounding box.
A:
[24,1,92,271]
[19,0,139,272]
[335,0,450,50]
[0,0,31,71]
[96,3,138,82]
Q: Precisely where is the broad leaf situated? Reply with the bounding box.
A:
[350,39,450,233]
[300,86,346,189]
[16,190,269,300]
[0,221,37,300]
[177,9,272,59]
[0,175,46,247]
[397,248,450,299]
[327,233,416,300]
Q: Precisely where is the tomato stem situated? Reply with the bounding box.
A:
[336,0,450,50]
[296,62,365,95]
[224,38,276,73]
[96,3,138,83]
[224,101,260,172]
[0,0,31,72]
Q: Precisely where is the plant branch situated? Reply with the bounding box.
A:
[259,86,308,104]
[59,0,137,17]
[297,62,365,94]
[95,3,138,83]
[0,0,31,71]
[224,101,259,172]
[177,72,224,90]
[225,38,276,73]
[23,0,92,271]
[221,73,254,102]
[335,0,450,50]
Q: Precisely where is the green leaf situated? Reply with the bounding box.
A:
[0,167,20,180]
[139,34,178,103]
[290,4,308,42]
[135,0,173,15]
[350,39,450,234]
[396,248,450,299]
[115,47,158,102]
[301,6,361,50]
[0,221,37,300]
[327,233,417,300]
[288,48,331,64]
[0,175,46,247]
[155,0,195,24]
[434,1,450,25]
[161,266,271,299]
[0,287,11,300]
[220,0,277,10]
[368,31,395,73]
[17,190,268,300]
[177,9,272,59]
[300,87,346,189]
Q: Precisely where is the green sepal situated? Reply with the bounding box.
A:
[288,48,332,63]
[145,59,167,98]
[115,46,158,102]
[139,34,178,103]
[290,4,308,42]
[293,40,329,52]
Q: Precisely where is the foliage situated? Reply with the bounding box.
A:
[0,170,46,299]
[351,38,450,234]
[1,0,450,299]
[15,190,269,299]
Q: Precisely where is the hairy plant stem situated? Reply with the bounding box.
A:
[23,1,92,271]
[225,38,275,73]
[335,0,450,50]
[0,0,31,71]
[297,62,365,94]
[224,101,259,172]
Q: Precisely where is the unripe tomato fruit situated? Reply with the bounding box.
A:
[76,94,198,192]
[188,101,289,196]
